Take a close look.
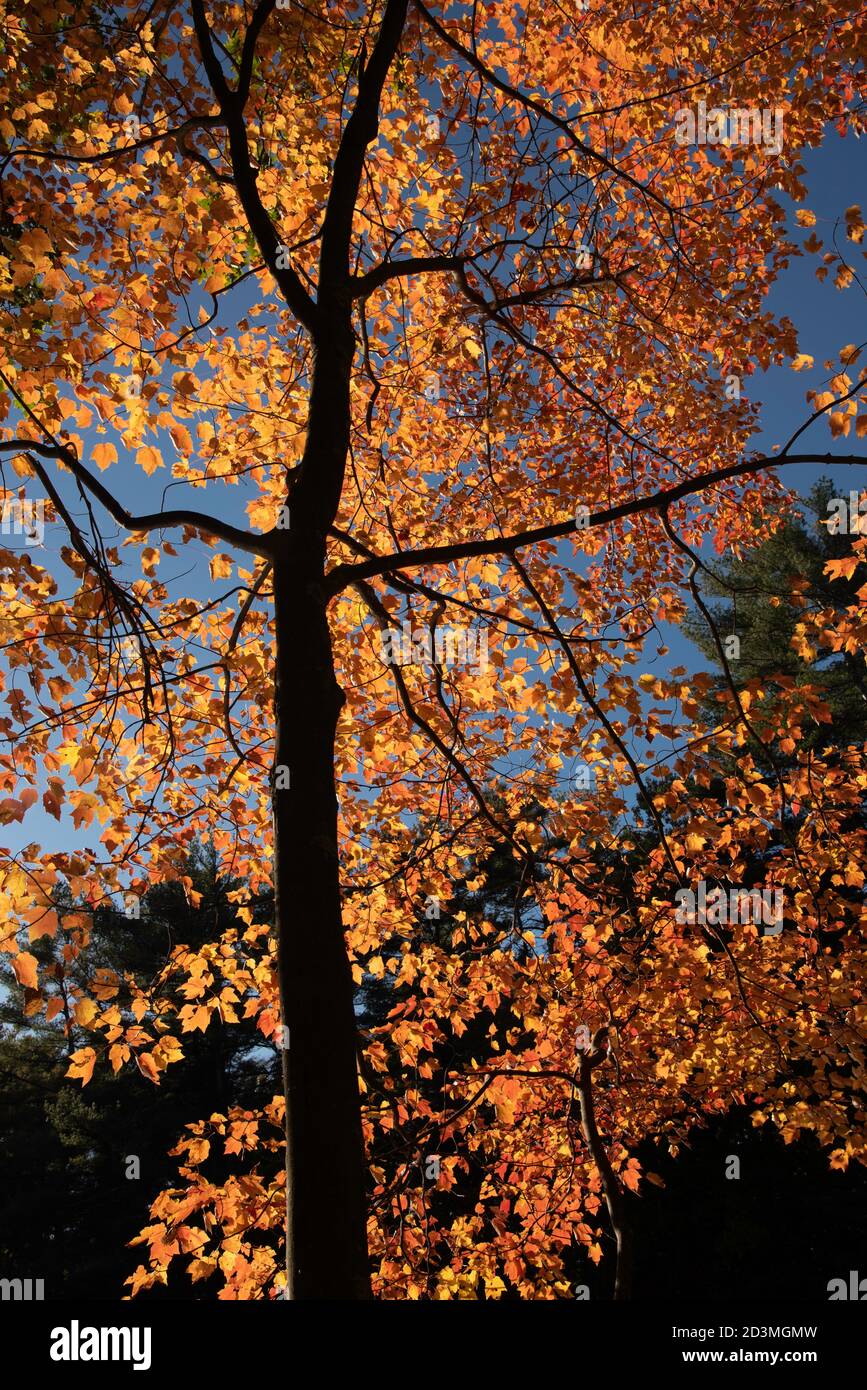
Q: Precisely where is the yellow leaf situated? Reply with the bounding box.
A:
[209,553,233,581]
[495,1095,516,1125]
[131,996,149,1022]
[845,206,864,243]
[75,997,99,1027]
[829,411,850,438]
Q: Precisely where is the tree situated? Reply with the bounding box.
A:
[684,479,867,755]
[0,0,865,1300]
[0,844,274,1298]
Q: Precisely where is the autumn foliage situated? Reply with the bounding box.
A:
[1,0,866,1299]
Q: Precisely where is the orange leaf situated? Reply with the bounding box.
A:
[136,1051,161,1085]
[135,445,163,476]
[209,553,233,581]
[92,442,118,471]
[141,546,161,576]
[25,907,59,941]
[75,997,99,1027]
[67,1047,97,1086]
[825,556,860,581]
[169,423,193,455]
[11,952,39,989]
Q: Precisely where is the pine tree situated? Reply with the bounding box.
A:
[0,843,275,1298]
[684,480,867,750]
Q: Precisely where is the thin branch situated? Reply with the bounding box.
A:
[413,0,676,220]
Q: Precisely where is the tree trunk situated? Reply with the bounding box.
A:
[272,533,370,1299]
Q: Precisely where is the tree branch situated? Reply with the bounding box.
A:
[237,0,277,109]
[0,439,271,558]
[351,253,467,298]
[319,0,410,292]
[326,453,867,593]
[5,116,224,168]
[191,0,319,333]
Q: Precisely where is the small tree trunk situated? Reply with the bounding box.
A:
[577,1047,633,1300]
[272,542,370,1299]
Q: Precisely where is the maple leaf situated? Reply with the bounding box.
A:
[209,553,233,581]
[67,1048,97,1087]
[188,1257,218,1282]
[825,556,860,580]
[845,205,864,243]
[11,952,39,989]
[23,906,58,940]
[135,445,163,476]
[92,442,118,471]
[135,1052,161,1086]
[74,998,99,1027]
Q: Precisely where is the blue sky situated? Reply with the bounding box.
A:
[746,131,865,485]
